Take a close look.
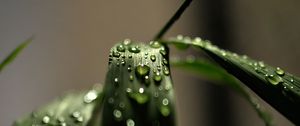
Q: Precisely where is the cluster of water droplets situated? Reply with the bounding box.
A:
[104,39,175,125]
[170,35,300,101]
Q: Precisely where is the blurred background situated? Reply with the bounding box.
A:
[0,0,299,126]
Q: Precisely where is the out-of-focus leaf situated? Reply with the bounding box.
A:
[171,57,273,126]
[0,37,33,72]
[101,40,176,126]
[164,35,300,125]
[14,84,104,126]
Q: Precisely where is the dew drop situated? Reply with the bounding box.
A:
[119,102,125,108]
[266,74,283,85]
[258,61,265,68]
[84,90,98,103]
[275,67,285,76]
[129,75,134,81]
[126,88,132,93]
[139,88,145,93]
[123,39,131,45]
[117,44,125,52]
[162,58,168,65]
[72,111,81,118]
[121,60,126,65]
[149,41,161,48]
[42,116,50,124]
[114,78,119,84]
[126,119,135,126]
[150,55,156,62]
[113,51,121,58]
[128,66,132,72]
[160,49,167,56]
[163,67,170,75]
[153,72,162,83]
[160,106,170,117]
[76,116,84,123]
[108,97,114,104]
[129,45,140,53]
[135,64,150,77]
[113,109,122,120]
[162,98,169,106]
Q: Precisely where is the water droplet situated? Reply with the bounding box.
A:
[114,78,119,85]
[290,78,294,83]
[121,59,126,65]
[119,102,125,108]
[162,58,168,65]
[113,51,121,58]
[129,45,140,53]
[266,74,283,85]
[72,111,81,118]
[160,106,170,117]
[275,67,285,76]
[129,75,134,81]
[139,88,144,93]
[126,119,135,126]
[160,49,167,56]
[258,61,265,68]
[76,116,84,123]
[135,64,150,77]
[153,72,162,83]
[162,98,169,106]
[163,67,170,75]
[150,55,156,62]
[123,39,131,45]
[128,66,132,72]
[84,90,98,103]
[126,88,132,93]
[113,109,122,120]
[128,55,132,58]
[42,116,50,124]
[149,41,161,48]
[117,44,125,52]
[176,35,183,40]
[108,97,114,104]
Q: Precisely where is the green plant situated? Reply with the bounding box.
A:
[12,0,300,126]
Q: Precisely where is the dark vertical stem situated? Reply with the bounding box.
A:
[153,0,193,41]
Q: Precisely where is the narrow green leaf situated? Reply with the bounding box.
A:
[0,37,33,73]
[14,84,104,126]
[101,40,176,126]
[171,57,273,126]
[164,36,300,125]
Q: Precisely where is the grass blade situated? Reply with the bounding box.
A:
[14,84,104,126]
[101,40,176,126]
[171,57,273,126]
[0,37,33,73]
[164,36,300,125]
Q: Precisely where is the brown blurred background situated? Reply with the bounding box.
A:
[0,0,299,126]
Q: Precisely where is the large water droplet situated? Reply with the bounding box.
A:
[123,39,131,45]
[42,116,50,124]
[72,111,81,118]
[139,88,144,93]
[162,58,168,65]
[126,119,135,126]
[135,64,150,77]
[163,67,170,76]
[117,44,125,52]
[275,67,285,76]
[160,49,167,56]
[150,55,156,62]
[266,74,283,85]
[84,90,98,103]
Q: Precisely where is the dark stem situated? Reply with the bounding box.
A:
[153,0,193,41]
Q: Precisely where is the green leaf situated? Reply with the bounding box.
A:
[101,40,176,126]
[171,57,273,126]
[14,84,104,126]
[164,36,300,125]
[0,37,33,73]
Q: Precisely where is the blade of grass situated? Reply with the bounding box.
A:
[14,84,104,126]
[0,37,33,73]
[153,0,193,41]
[171,57,273,126]
[163,36,300,125]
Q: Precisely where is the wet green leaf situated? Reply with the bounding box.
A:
[164,36,300,125]
[101,40,176,126]
[13,84,104,126]
[0,37,33,73]
[171,57,273,126]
